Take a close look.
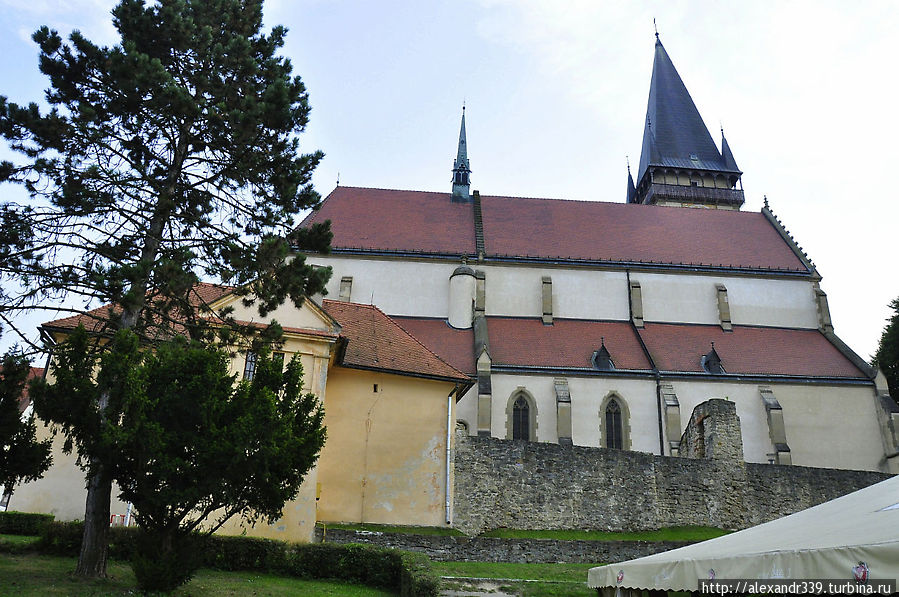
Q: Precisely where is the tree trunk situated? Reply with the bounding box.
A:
[74,457,111,577]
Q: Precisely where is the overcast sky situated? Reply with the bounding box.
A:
[1,0,897,362]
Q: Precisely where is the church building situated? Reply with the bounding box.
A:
[298,34,899,474]
[9,34,898,543]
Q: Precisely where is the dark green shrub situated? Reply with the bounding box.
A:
[202,534,287,572]
[36,521,84,556]
[0,511,54,535]
[131,529,203,593]
[399,551,440,597]
[32,521,439,596]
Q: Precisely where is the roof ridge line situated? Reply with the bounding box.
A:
[760,202,817,275]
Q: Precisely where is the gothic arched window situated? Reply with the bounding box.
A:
[512,396,529,441]
[605,398,623,449]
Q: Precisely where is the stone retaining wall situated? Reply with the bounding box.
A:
[315,527,688,563]
[452,432,891,536]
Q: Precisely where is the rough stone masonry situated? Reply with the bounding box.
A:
[452,399,891,536]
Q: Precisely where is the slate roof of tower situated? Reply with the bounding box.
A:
[300,186,808,272]
[637,36,739,181]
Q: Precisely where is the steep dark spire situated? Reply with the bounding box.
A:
[633,35,744,209]
[452,105,471,202]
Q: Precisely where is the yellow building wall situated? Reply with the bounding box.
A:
[316,368,456,528]
[10,323,338,544]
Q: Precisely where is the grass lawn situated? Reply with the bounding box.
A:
[479,525,728,542]
[435,561,600,597]
[0,534,40,546]
[432,560,596,582]
[318,521,465,537]
[0,553,397,596]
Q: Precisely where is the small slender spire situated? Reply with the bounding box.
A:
[720,128,740,172]
[626,157,637,203]
[653,18,658,39]
[451,105,471,202]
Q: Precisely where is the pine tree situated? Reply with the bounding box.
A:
[0,0,330,576]
[0,351,52,501]
[874,297,899,402]
[31,329,325,592]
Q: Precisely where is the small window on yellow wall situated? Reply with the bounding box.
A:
[243,351,257,380]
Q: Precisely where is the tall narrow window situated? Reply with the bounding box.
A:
[512,396,529,440]
[605,399,623,449]
[243,351,257,381]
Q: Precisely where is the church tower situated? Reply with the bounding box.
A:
[451,106,472,202]
[630,34,744,209]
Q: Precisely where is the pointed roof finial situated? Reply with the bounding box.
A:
[336,171,340,186]
[452,105,471,202]
[763,195,769,209]
[626,156,631,173]
[654,18,659,39]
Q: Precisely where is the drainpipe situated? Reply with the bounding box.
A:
[626,270,665,456]
[445,385,457,525]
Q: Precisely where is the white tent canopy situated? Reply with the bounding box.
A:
[588,475,899,594]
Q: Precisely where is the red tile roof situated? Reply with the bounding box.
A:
[392,315,867,379]
[480,195,805,271]
[300,187,477,255]
[42,282,235,334]
[322,300,471,383]
[486,318,651,370]
[17,368,44,413]
[299,186,808,272]
[391,317,476,375]
[638,323,868,378]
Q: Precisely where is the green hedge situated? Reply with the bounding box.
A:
[0,511,54,535]
[33,521,439,597]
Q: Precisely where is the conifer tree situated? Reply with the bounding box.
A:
[31,329,325,592]
[0,0,330,576]
[0,351,52,501]
[874,297,899,402]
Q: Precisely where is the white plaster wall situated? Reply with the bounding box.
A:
[724,278,818,328]
[634,272,819,328]
[307,255,454,317]
[566,377,660,453]
[488,374,660,454]
[481,266,629,320]
[670,381,772,464]
[489,375,558,443]
[306,254,820,329]
[670,380,884,471]
[455,385,479,435]
[774,384,884,471]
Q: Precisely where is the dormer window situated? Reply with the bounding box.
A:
[701,342,724,374]
[592,338,615,371]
